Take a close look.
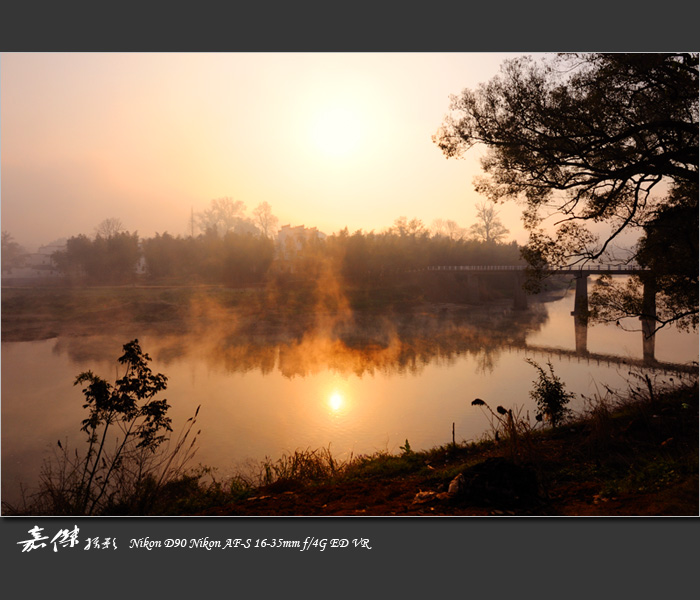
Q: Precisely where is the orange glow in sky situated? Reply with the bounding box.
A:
[1,52,534,250]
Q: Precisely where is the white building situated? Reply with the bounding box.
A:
[274,224,327,272]
[3,241,66,279]
[276,224,326,258]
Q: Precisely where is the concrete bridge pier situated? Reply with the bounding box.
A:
[572,274,589,323]
[641,279,657,364]
[571,274,590,355]
[428,264,660,364]
[568,271,657,363]
[574,319,589,355]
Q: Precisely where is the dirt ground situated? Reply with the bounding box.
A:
[198,386,699,518]
[198,431,699,517]
[199,471,698,517]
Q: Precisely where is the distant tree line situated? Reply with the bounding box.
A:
[328,221,521,286]
[0,196,518,289]
[47,214,520,287]
[143,230,275,285]
[53,231,141,284]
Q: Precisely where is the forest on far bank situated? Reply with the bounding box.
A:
[2,208,524,291]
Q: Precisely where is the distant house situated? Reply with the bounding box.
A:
[275,224,327,272]
[27,242,65,269]
[3,241,66,281]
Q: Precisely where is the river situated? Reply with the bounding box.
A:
[2,290,697,509]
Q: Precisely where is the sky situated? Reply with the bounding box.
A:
[1,52,540,251]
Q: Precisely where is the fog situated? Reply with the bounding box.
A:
[1,52,529,252]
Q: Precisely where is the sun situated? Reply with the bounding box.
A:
[308,105,365,159]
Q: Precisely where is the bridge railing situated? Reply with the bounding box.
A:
[426,265,525,271]
[425,264,646,273]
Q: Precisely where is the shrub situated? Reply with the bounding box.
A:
[25,339,199,515]
[526,359,574,428]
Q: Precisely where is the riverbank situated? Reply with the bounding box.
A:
[8,379,695,516]
[194,380,699,516]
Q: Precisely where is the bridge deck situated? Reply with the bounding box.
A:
[426,265,647,275]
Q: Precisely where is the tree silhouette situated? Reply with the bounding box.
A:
[94,217,124,239]
[469,202,509,243]
[434,52,698,329]
[196,197,258,237]
[1,231,26,273]
[252,202,279,239]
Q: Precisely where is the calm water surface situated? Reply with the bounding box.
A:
[2,291,697,507]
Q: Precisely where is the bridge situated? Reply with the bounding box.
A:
[425,264,649,313]
[424,263,659,364]
[426,264,645,274]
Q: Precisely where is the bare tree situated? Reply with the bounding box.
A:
[431,218,448,237]
[196,197,257,237]
[469,202,509,243]
[389,216,427,237]
[252,202,279,239]
[445,220,467,241]
[432,218,468,241]
[94,218,124,239]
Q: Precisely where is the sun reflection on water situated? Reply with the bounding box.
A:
[328,391,344,412]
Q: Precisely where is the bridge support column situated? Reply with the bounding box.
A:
[571,274,589,355]
[641,279,657,364]
[574,319,589,355]
[572,274,589,323]
[513,271,528,310]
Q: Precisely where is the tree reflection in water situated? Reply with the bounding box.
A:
[51,302,549,378]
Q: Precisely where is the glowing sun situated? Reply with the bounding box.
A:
[309,105,365,159]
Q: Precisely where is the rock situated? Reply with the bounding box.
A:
[448,473,466,496]
[447,457,540,508]
[412,491,438,504]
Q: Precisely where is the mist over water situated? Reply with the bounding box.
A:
[2,291,697,509]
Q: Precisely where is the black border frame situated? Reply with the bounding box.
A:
[2,2,698,595]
